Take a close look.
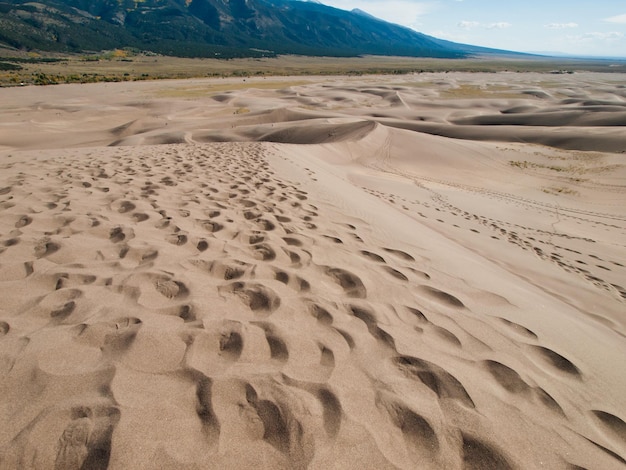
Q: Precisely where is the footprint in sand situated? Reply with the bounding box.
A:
[207,259,248,281]
[359,250,386,263]
[34,238,61,258]
[417,285,465,308]
[252,322,289,362]
[54,273,97,289]
[393,355,475,408]
[283,237,303,247]
[482,360,532,395]
[405,267,431,280]
[306,302,334,326]
[14,215,32,228]
[461,433,513,470]
[334,328,356,350]
[55,405,120,470]
[381,266,409,281]
[109,226,134,244]
[243,384,298,457]
[317,388,342,438]
[282,248,303,267]
[155,278,189,300]
[323,235,343,244]
[590,410,626,447]
[377,393,440,464]
[497,318,538,340]
[131,212,149,223]
[250,243,276,262]
[383,247,416,262]
[197,219,223,233]
[274,269,310,293]
[428,324,462,347]
[323,267,367,299]
[115,200,136,214]
[530,345,581,378]
[318,343,335,368]
[349,304,395,350]
[75,317,143,356]
[219,282,281,315]
[219,329,244,361]
[39,288,83,321]
[254,219,276,231]
[166,233,188,246]
[404,305,428,323]
[194,375,221,443]
[533,388,564,415]
[3,238,19,247]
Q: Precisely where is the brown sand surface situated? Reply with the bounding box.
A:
[0,72,625,469]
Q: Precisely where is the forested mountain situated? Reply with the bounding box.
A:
[0,0,519,58]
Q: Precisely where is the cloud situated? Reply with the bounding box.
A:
[584,32,623,40]
[487,22,512,29]
[567,31,624,44]
[604,13,626,24]
[545,22,578,29]
[458,20,479,29]
[457,21,511,30]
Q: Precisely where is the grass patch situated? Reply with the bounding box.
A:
[542,186,580,196]
[153,80,312,98]
[509,160,567,172]
[0,62,22,71]
[440,83,524,99]
[510,159,621,176]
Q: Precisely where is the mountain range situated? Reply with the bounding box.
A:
[0,0,522,58]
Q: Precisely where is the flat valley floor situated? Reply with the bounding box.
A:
[0,72,625,469]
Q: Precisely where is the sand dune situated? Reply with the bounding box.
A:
[0,72,625,469]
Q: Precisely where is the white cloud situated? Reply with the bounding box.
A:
[457,21,511,30]
[487,22,512,29]
[458,20,479,29]
[585,32,623,40]
[567,31,624,44]
[545,22,578,29]
[604,13,626,24]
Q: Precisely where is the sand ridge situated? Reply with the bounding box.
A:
[0,72,625,469]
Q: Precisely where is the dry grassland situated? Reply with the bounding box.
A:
[1,52,624,86]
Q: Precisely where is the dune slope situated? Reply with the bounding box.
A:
[0,72,625,469]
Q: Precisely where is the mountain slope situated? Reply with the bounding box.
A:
[0,0,519,58]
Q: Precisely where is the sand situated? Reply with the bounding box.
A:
[0,71,625,469]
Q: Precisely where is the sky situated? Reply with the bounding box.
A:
[314,0,626,57]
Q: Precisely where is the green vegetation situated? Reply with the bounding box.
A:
[0,61,21,71]
[509,161,567,172]
[0,0,470,59]
[440,84,525,99]
[542,186,580,196]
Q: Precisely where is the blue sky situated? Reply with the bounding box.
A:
[316,0,626,57]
